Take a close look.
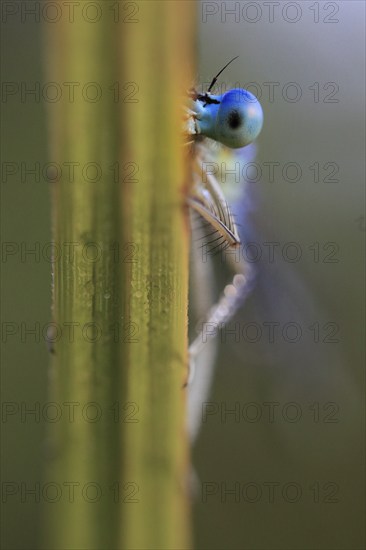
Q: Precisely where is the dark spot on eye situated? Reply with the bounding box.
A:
[227,109,242,130]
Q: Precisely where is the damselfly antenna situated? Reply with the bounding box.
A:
[207,55,239,93]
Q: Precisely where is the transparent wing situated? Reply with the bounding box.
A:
[187,140,256,441]
[188,144,240,250]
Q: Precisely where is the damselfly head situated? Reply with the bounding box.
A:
[187,56,263,149]
[194,88,263,149]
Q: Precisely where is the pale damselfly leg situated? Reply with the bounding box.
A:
[185,58,263,387]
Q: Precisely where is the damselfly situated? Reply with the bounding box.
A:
[185,57,263,388]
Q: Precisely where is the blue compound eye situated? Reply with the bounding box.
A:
[196,88,263,149]
[215,89,263,148]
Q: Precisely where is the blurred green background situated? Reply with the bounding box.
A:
[1,1,365,549]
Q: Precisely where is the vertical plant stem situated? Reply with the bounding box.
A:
[45,1,195,548]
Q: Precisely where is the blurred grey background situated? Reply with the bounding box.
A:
[193,2,365,549]
[1,1,365,549]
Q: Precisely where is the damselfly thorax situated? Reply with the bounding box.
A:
[185,58,263,384]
